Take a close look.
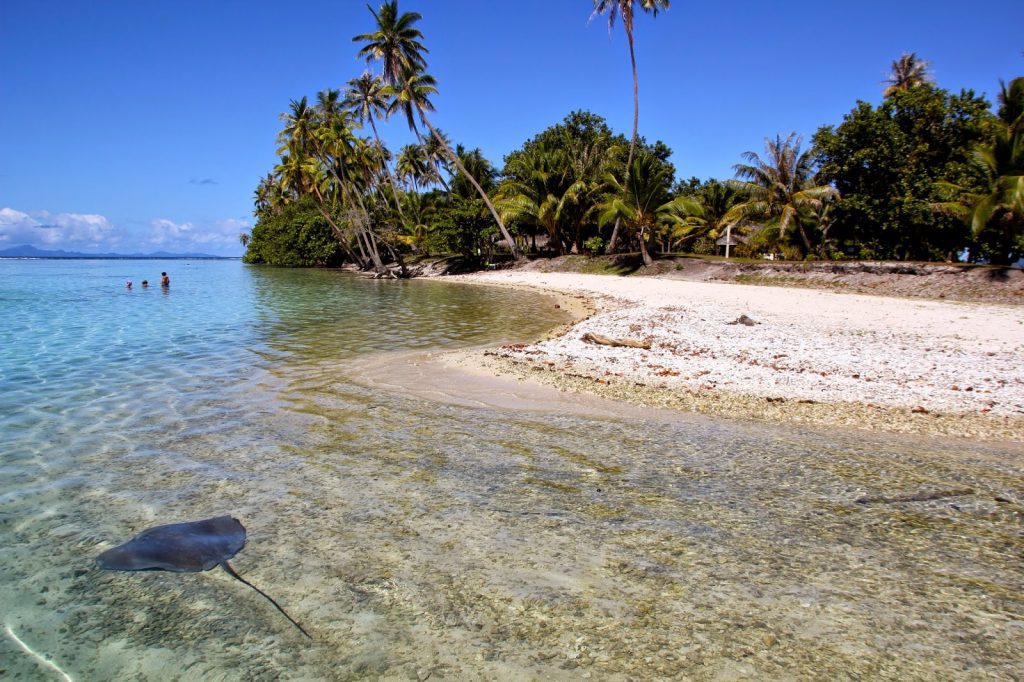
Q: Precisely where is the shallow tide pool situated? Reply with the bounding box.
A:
[1,260,1021,680]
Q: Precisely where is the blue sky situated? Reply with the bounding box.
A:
[1,1,1021,256]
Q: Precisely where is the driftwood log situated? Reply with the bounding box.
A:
[581,332,651,350]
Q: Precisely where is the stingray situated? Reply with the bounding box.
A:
[96,515,310,638]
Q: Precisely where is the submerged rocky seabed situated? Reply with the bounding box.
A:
[2,367,1022,681]
[2,262,1022,680]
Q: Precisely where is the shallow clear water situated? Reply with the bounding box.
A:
[1,259,1022,680]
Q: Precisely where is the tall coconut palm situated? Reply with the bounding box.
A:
[883,52,934,97]
[591,0,670,252]
[276,97,318,195]
[729,133,839,255]
[353,0,428,87]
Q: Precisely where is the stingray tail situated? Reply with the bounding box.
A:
[220,561,312,639]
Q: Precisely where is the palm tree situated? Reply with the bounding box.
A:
[395,67,521,257]
[599,150,675,266]
[345,71,407,221]
[353,1,428,87]
[497,143,568,253]
[356,2,522,258]
[421,127,453,191]
[883,52,934,97]
[729,133,839,256]
[239,232,250,248]
[590,0,670,252]
[396,143,429,192]
[945,77,1024,264]
[662,180,744,253]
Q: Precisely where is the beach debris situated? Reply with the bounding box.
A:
[97,515,310,638]
[854,488,974,504]
[580,332,651,350]
[727,314,758,326]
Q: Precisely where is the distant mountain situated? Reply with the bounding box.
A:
[0,244,229,259]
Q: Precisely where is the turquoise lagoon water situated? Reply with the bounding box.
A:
[1,259,1021,680]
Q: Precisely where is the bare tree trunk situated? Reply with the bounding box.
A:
[418,109,523,260]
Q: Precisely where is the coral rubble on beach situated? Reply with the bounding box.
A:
[451,271,1024,440]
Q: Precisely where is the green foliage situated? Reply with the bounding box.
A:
[424,196,496,258]
[663,179,746,251]
[498,110,674,255]
[243,197,344,267]
[966,76,1024,264]
[583,236,605,255]
[813,86,997,260]
[728,133,838,257]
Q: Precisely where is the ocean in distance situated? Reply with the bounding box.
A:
[1,258,1021,680]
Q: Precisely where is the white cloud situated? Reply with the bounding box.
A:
[149,218,194,244]
[147,216,249,251]
[1,206,247,255]
[0,207,121,250]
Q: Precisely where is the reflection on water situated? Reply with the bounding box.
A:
[1,260,1022,680]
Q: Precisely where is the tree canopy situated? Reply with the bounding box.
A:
[242,11,1021,270]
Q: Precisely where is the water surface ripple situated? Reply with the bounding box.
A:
[1,259,1021,680]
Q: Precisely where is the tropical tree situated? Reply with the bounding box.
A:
[239,232,250,248]
[599,150,675,266]
[353,0,428,87]
[497,143,570,253]
[883,52,934,97]
[729,133,839,256]
[451,145,497,198]
[663,180,744,253]
[244,195,344,267]
[345,72,407,220]
[814,85,996,260]
[396,143,430,191]
[590,0,671,252]
[499,111,629,254]
[357,1,522,258]
[937,77,1024,264]
[422,127,454,190]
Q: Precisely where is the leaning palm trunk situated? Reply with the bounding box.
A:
[418,110,522,260]
[367,115,409,227]
[348,193,391,276]
[309,185,364,266]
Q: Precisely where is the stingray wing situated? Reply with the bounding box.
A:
[97,515,246,572]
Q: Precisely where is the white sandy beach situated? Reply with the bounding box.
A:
[431,271,1024,440]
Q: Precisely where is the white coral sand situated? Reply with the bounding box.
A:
[452,271,1024,421]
